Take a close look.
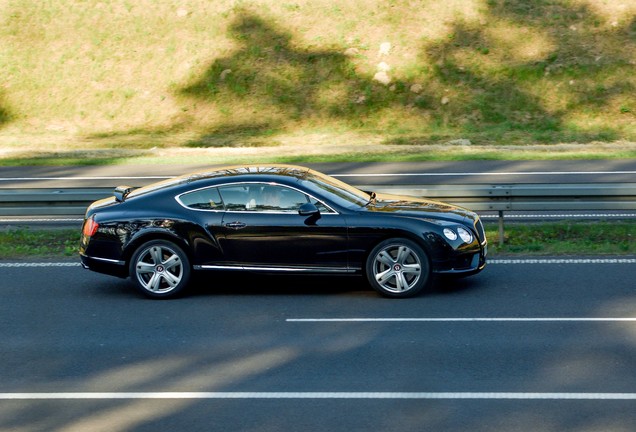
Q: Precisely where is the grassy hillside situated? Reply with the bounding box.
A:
[1,0,635,164]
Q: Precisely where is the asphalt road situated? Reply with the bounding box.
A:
[1,259,635,431]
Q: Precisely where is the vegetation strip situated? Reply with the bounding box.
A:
[0,221,634,259]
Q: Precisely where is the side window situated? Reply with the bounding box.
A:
[189,183,334,213]
[218,185,249,211]
[254,185,307,212]
[178,187,223,210]
[245,185,308,212]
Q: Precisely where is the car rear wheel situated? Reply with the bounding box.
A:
[129,240,191,299]
[365,238,430,298]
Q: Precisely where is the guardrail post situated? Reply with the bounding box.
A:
[498,211,505,246]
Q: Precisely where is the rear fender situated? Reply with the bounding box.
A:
[123,226,193,265]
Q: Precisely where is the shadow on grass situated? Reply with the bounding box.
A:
[175,4,634,149]
[5,1,632,163]
[0,90,12,129]
[179,10,382,147]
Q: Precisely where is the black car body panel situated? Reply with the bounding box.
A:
[80,164,486,297]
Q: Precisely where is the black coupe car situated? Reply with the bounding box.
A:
[80,164,487,298]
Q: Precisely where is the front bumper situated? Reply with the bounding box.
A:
[432,242,487,276]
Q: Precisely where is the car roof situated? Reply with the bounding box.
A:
[126,164,316,198]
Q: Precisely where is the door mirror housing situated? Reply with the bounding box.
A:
[298,202,320,216]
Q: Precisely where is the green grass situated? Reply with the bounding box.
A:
[1,222,634,260]
[485,221,636,256]
[0,229,80,259]
[1,0,634,164]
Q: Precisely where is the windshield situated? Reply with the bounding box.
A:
[303,170,371,208]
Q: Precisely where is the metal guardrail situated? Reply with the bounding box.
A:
[357,183,636,212]
[0,188,106,217]
[2,184,636,244]
[360,184,636,245]
[4,184,636,216]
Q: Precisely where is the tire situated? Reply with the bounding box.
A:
[365,238,430,298]
[129,240,191,299]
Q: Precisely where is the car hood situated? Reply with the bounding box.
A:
[365,193,477,224]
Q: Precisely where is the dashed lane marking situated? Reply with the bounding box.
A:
[0,262,80,267]
[287,318,636,323]
[0,259,634,268]
[2,391,636,400]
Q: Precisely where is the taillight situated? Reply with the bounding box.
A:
[82,218,99,237]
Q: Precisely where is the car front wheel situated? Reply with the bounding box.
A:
[129,240,191,299]
[365,238,430,298]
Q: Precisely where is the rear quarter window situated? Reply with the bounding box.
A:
[178,187,223,210]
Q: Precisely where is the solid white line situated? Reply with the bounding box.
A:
[0,176,168,181]
[1,259,634,268]
[480,213,636,219]
[286,318,636,323]
[489,258,636,264]
[0,218,83,223]
[333,171,636,178]
[2,214,631,225]
[0,262,80,267]
[2,391,636,400]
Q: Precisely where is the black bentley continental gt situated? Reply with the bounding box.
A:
[80,164,487,298]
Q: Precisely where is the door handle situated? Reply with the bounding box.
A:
[225,221,246,230]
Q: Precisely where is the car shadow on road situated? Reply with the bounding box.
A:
[86,271,484,300]
[187,272,483,298]
[188,272,371,298]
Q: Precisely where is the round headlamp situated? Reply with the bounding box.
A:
[457,227,473,243]
[443,228,457,241]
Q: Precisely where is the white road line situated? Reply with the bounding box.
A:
[2,392,636,400]
[0,218,83,223]
[0,262,80,267]
[334,171,636,178]
[0,176,168,181]
[287,318,636,323]
[489,258,636,264]
[1,214,632,224]
[0,259,634,268]
[480,213,636,218]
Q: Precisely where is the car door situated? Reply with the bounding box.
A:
[217,183,350,270]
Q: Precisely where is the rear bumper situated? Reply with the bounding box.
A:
[80,253,128,278]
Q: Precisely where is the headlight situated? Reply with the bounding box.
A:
[457,227,473,243]
[443,228,457,241]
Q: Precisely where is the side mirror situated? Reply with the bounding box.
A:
[298,202,320,216]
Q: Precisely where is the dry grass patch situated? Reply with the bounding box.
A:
[0,0,634,162]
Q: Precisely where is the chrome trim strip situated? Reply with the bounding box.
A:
[193,264,356,273]
[80,253,125,265]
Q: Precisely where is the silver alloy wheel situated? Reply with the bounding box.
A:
[134,243,185,294]
[371,243,422,294]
